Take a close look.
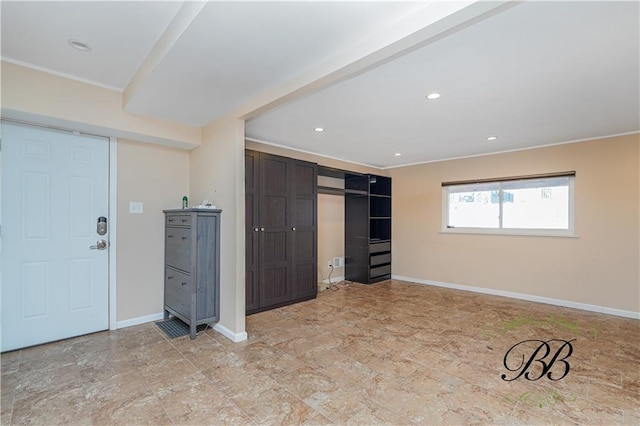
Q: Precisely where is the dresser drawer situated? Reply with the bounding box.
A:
[370,264,391,278]
[166,214,191,227]
[370,252,391,266]
[370,242,391,254]
[165,227,192,272]
[165,267,191,318]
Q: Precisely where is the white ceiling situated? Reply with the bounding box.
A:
[124,1,427,126]
[1,1,183,90]
[247,1,640,167]
[2,1,638,168]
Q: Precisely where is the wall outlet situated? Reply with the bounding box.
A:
[328,261,333,268]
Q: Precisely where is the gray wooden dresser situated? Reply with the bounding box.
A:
[163,208,221,339]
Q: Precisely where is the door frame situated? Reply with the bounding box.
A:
[108,137,117,330]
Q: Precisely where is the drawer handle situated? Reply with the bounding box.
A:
[181,282,188,286]
[168,235,173,238]
[167,276,173,280]
[168,218,174,223]
[181,236,188,240]
[181,219,188,222]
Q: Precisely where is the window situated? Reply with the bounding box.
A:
[442,172,575,236]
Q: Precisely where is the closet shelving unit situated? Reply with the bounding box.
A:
[318,166,392,284]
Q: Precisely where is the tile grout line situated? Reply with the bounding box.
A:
[7,349,22,426]
[139,324,179,425]
[165,331,259,425]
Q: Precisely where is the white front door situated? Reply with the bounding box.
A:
[1,122,110,352]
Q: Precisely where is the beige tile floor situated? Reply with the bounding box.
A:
[1,279,639,425]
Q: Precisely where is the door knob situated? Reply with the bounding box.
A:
[90,239,108,250]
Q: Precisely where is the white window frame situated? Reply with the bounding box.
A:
[441,172,576,237]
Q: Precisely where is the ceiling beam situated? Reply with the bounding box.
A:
[122,1,207,110]
[229,0,519,123]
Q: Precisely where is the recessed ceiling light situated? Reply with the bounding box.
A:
[426,93,440,100]
[68,39,91,52]
[314,127,324,132]
[486,136,498,141]
[394,153,402,157]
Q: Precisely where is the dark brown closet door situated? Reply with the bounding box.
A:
[259,153,292,307]
[245,150,260,312]
[292,160,318,299]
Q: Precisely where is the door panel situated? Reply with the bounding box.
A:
[294,163,315,195]
[245,151,260,311]
[23,172,50,239]
[1,123,109,351]
[263,196,288,228]
[70,259,92,310]
[263,157,288,193]
[22,262,49,318]
[295,198,315,228]
[70,177,94,237]
[294,263,317,298]
[292,160,317,300]
[259,154,292,307]
[294,230,315,263]
[262,267,288,303]
[263,232,288,263]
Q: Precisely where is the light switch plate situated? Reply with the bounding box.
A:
[129,202,143,214]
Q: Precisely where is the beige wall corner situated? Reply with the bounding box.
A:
[116,139,190,322]
[390,134,640,313]
[191,117,246,339]
[1,61,201,149]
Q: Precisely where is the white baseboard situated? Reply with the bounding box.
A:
[213,323,248,342]
[392,275,640,320]
[115,312,249,342]
[115,312,165,329]
[321,275,345,284]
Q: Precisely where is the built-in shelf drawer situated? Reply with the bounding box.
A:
[166,214,191,227]
[370,241,391,254]
[370,253,391,266]
[165,227,191,272]
[165,267,190,318]
[370,264,391,278]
